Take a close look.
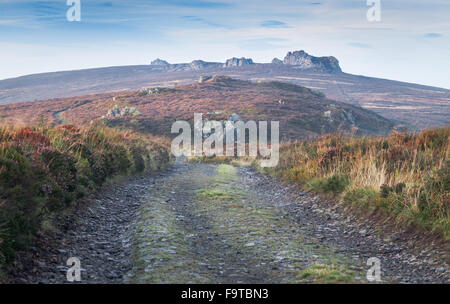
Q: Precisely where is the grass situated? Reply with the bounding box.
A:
[196,165,243,201]
[216,164,237,181]
[307,174,350,194]
[258,127,450,238]
[130,196,207,283]
[0,122,172,271]
[196,188,235,201]
[193,164,362,283]
[298,264,356,284]
[0,77,394,140]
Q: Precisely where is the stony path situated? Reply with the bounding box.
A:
[9,162,449,283]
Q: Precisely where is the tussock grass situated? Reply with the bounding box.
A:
[298,264,355,284]
[260,127,449,238]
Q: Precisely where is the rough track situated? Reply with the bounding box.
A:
[9,162,449,283]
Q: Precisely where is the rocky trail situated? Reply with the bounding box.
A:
[8,162,449,283]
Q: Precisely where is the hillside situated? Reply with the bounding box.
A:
[0,123,171,271]
[0,77,394,140]
[0,50,448,130]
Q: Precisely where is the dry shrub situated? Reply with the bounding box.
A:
[263,127,449,236]
[0,123,172,267]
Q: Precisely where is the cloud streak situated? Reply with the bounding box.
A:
[261,20,290,28]
[423,33,442,38]
[348,42,373,49]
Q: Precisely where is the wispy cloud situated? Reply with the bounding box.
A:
[0,0,449,88]
[423,32,442,38]
[347,42,372,49]
[261,20,290,28]
[156,0,233,8]
[180,15,229,28]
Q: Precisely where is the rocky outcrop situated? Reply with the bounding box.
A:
[341,109,355,125]
[198,75,236,84]
[283,50,341,73]
[190,60,217,70]
[201,113,243,140]
[223,57,254,68]
[151,60,221,72]
[198,75,213,83]
[138,87,176,95]
[139,87,161,96]
[150,58,169,65]
[229,113,241,122]
[271,58,283,65]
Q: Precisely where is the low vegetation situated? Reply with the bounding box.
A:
[260,127,449,238]
[0,123,171,270]
[297,263,355,283]
[0,78,394,139]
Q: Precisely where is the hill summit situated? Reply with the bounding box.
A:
[282,50,341,73]
[148,50,340,73]
[1,50,447,131]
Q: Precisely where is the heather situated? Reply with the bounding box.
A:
[0,123,171,267]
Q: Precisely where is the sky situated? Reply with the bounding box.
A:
[0,0,449,89]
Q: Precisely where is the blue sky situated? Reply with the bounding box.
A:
[0,0,449,88]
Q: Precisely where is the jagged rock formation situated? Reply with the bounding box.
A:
[150,58,169,65]
[271,58,283,65]
[283,50,341,73]
[223,57,254,68]
[152,52,339,73]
